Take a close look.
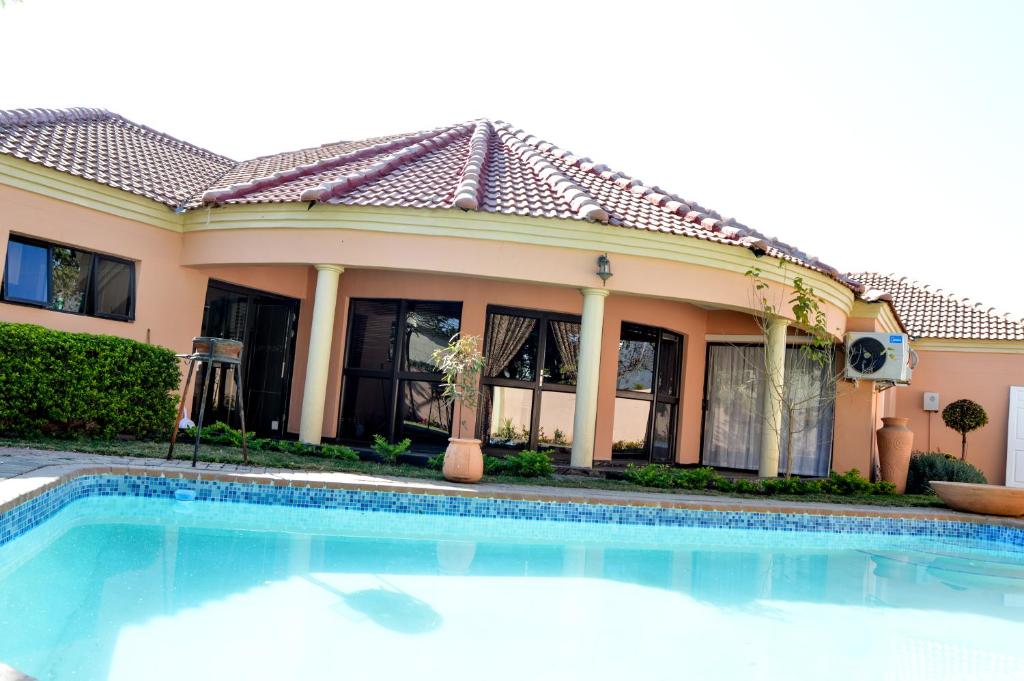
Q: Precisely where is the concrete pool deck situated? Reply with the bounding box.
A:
[2,446,1024,530]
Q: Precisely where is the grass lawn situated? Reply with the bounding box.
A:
[0,436,946,509]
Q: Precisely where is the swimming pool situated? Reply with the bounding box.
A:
[1,474,1024,681]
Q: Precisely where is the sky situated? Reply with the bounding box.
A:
[1,0,1022,316]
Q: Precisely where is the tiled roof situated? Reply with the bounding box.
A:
[0,108,234,207]
[200,119,859,287]
[849,272,1024,341]
[0,108,858,289]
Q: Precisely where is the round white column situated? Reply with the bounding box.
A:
[299,264,344,444]
[758,316,788,477]
[570,287,610,469]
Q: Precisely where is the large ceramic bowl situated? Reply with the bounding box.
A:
[930,481,1024,517]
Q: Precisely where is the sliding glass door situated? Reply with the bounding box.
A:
[197,281,300,436]
[611,323,683,463]
[339,299,461,449]
[701,344,835,476]
[478,306,581,456]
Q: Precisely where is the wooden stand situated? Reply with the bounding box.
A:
[167,336,249,467]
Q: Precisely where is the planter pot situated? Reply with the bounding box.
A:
[442,437,484,483]
[876,417,914,494]
[930,481,1024,517]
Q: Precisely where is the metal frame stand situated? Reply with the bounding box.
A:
[167,337,249,467]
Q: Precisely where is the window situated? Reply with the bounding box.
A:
[700,344,835,476]
[612,323,682,463]
[479,306,581,455]
[339,299,461,449]
[2,236,135,320]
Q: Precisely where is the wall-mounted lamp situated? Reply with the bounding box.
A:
[596,253,613,285]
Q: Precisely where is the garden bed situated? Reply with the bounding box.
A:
[0,435,945,508]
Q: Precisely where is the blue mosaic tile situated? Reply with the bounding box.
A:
[2,474,1024,550]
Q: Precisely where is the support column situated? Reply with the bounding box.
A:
[571,287,609,469]
[299,265,344,444]
[758,316,788,477]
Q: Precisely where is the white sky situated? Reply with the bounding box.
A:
[2,0,1022,316]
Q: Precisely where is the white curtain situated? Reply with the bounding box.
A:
[702,345,834,476]
[780,351,835,477]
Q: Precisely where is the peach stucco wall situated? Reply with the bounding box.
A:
[892,349,1024,484]
[179,226,852,336]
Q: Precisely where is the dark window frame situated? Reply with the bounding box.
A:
[480,304,582,454]
[612,322,684,464]
[339,297,463,445]
[1,234,136,322]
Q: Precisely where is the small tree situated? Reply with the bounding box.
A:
[942,399,988,461]
[431,334,485,438]
[744,267,845,479]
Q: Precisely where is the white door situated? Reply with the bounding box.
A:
[1008,387,1024,488]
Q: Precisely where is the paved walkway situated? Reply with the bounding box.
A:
[2,446,1023,528]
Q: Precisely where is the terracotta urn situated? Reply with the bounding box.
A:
[876,417,914,494]
[442,437,484,483]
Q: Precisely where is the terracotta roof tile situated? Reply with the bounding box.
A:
[0,108,859,288]
[849,272,1024,341]
[0,108,234,207]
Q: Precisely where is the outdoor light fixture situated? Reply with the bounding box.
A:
[596,253,613,284]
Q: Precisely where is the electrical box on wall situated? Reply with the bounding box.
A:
[923,392,940,412]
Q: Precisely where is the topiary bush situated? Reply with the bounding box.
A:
[906,451,987,494]
[941,399,989,461]
[0,322,179,439]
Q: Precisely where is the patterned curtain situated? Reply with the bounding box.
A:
[476,313,537,439]
[548,320,580,384]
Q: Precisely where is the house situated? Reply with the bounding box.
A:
[1,107,1021,481]
[849,273,1024,484]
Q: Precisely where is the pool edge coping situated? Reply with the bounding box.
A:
[3,462,1024,532]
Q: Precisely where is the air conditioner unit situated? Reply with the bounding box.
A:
[844,332,914,383]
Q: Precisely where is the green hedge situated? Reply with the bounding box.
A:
[0,323,180,439]
[906,452,987,494]
[623,464,897,496]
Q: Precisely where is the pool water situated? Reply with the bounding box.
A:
[2,496,1024,681]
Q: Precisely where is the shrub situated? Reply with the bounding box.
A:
[320,444,360,462]
[0,322,179,439]
[427,453,446,471]
[624,463,676,488]
[623,463,895,497]
[371,434,411,464]
[942,399,989,460]
[189,421,242,447]
[673,466,726,490]
[820,469,874,495]
[498,450,555,478]
[907,451,987,494]
[483,454,507,475]
[184,421,359,460]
